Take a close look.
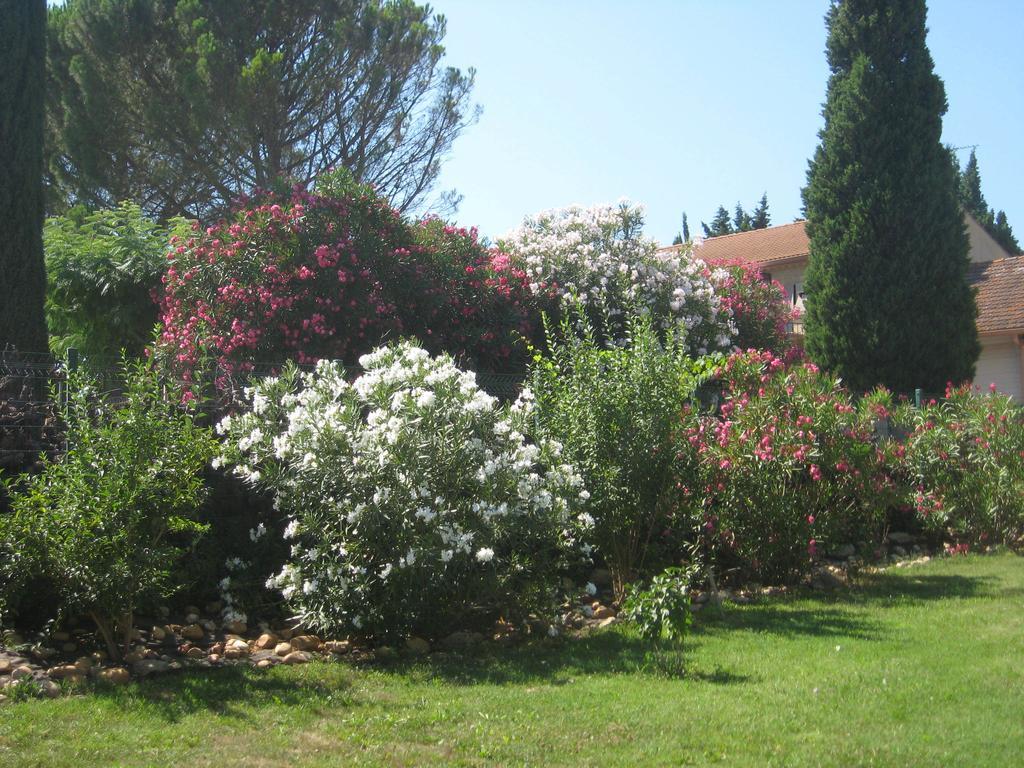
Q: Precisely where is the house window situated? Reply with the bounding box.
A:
[762,271,772,283]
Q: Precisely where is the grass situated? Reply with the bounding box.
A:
[1,553,1022,767]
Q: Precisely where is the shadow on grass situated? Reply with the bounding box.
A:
[854,571,999,603]
[363,631,752,688]
[694,603,883,640]
[88,663,353,723]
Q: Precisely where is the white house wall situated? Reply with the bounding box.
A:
[974,336,1022,400]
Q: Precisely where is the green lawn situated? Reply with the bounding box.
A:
[2,553,1022,767]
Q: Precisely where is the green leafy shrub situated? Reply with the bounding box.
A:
[622,566,694,676]
[897,384,1024,547]
[216,342,588,640]
[0,361,216,658]
[44,202,190,358]
[685,351,900,583]
[530,307,719,596]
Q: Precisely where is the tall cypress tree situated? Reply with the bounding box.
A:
[0,0,49,353]
[802,0,978,394]
[958,149,988,221]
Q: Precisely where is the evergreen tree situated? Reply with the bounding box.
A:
[958,149,987,220]
[802,0,978,394]
[733,202,752,232]
[955,149,1021,254]
[991,211,1021,255]
[0,0,49,353]
[702,205,734,238]
[750,193,770,229]
[672,212,691,245]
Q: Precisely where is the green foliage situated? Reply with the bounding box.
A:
[622,566,693,644]
[802,0,979,393]
[0,0,48,352]
[0,360,216,658]
[700,194,770,238]
[622,565,693,677]
[956,150,1021,255]
[46,0,478,220]
[896,384,1024,547]
[44,203,191,358]
[530,307,720,596]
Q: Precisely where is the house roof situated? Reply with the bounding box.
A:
[969,256,1024,333]
[659,219,1024,335]
[657,220,810,265]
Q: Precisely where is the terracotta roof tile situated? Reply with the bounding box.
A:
[658,220,1024,335]
[968,256,1024,333]
[658,221,810,265]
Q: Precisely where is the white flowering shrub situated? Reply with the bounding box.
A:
[500,201,735,354]
[216,342,589,639]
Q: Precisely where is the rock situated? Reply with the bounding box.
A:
[180,624,205,642]
[3,632,25,647]
[200,620,217,632]
[282,651,311,665]
[98,667,132,684]
[375,646,397,661]
[255,658,276,670]
[887,531,915,545]
[0,659,11,674]
[124,651,145,665]
[323,640,350,655]
[74,657,93,673]
[893,546,907,557]
[405,637,430,655]
[204,601,223,615]
[150,625,167,642]
[289,635,322,652]
[132,659,171,676]
[207,654,221,663]
[597,616,617,629]
[254,633,278,650]
[32,646,57,660]
[274,642,293,657]
[223,619,247,635]
[12,665,35,681]
[591,605,616,620]
[47,664,81,680]
[185,647,205,660]
[441,631,483,651]
[184,612,200,624]
[38,679,61,698]
[812,566,848,591]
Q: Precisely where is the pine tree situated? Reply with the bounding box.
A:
[992,211,1021,255]
[802,0,978,394]
[682,212,690,243]
[0,0,49,353]
[958,149,987,219]
[733,202,752,232]
[702,205,734,238]
[750,193,770,229]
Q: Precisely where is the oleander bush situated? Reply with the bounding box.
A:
[897,383,1024,547]
[158,170,538,388]
[215,341,589,639]
[0,360,216,658]
[682,351,901,583]
[500,201,735,355]
[706,258,796,355]
[529,308,721,597]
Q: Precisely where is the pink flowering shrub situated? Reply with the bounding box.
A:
[681,351,900,583]
[706,259,796,355]
[158,172,539,386]
[897,383,1024,547]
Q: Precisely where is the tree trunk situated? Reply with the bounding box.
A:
[0,0,49,353]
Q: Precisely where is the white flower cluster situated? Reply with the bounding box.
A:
[216,342,591,637]
[500,201,735,354]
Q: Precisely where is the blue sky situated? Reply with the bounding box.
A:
[428,0,1024,245]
